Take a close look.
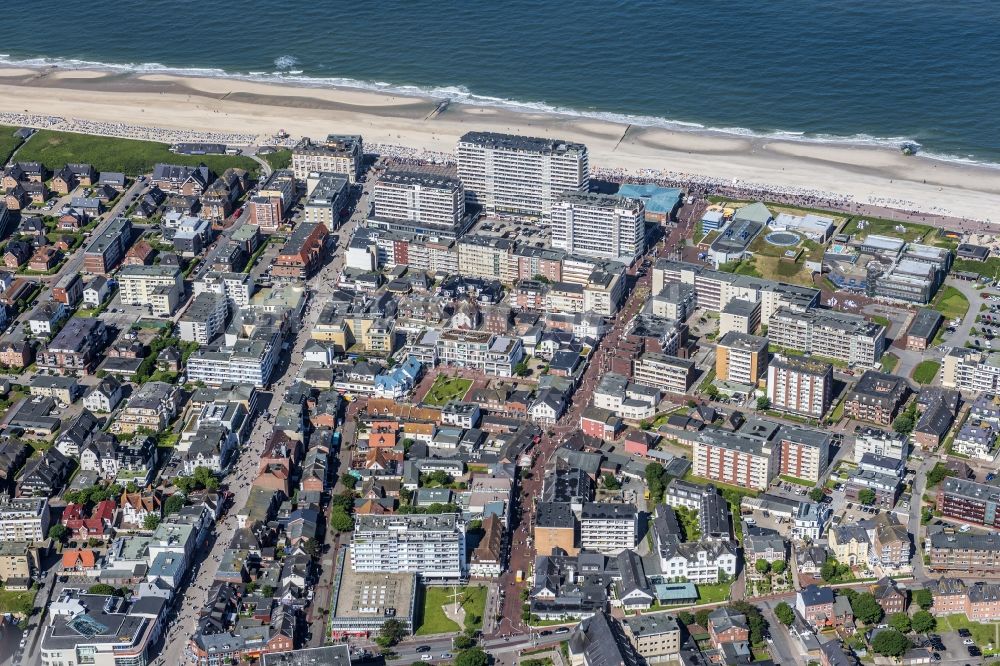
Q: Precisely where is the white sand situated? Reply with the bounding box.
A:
[0,67,996,222]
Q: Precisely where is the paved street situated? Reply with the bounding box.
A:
[153,171,375,665]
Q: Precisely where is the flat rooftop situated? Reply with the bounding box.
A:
[459,131,586,154]
[331,554,416,624]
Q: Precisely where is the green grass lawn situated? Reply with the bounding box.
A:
[260,148,292,171]
[932,285,971,320]
[880,353,899,373]
[0,125,25,165]
[15,130,259,176]
[869,315,891,328]
[698,368,717,394]
[415,586,487,635]
[695,582,731,604]
[841,215,932,243]
[953,257,1000,280]
[423,375,473,406]
[0,588,36,616]
[935,614,1000,647]
[912,360,941,385]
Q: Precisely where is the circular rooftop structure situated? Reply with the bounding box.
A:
[765,231,800,247]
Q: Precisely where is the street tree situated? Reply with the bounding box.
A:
[375,619,407,648]
[911,610,935,633]
[774,602,795,626]
[850,593,884,626]
[871,629,909,657]
[887,612,910,633]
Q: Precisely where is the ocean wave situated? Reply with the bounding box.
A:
[1,53,997,170]
[273,55,299,70]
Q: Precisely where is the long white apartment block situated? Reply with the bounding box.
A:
[351,513,466,580]
[550,192,645,262]
[371,169,467,239]
[457,131,589,219]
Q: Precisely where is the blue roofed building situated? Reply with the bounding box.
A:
[616,184,683,223]
[373,355,422,400]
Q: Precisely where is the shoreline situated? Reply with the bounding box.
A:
[0,65,997,223]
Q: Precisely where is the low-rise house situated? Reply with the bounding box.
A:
[871,577,907,615]
[81,435,156,483]
[0,440,29,493]
[708,606,750,647]
[54,410,101,457]
[114,381,182,433]
[797,584,836,628]
[119,489,163,529]
[26,300,68,337]
[29,375,80,405]
[38,316,112,375]
[82,275,111,307]
[0,339,34,369]
[28,245,62,272]
[83,376,125,413]
[17,447,73,496]
[3,240,32,268]
[62,499,117,541]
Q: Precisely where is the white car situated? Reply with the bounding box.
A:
[963,639,976,645]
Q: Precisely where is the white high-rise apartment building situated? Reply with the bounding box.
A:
[550,192,645,261]
[371,170,467,238]
[767,356,833,418]
[195,271,254,308]
[767,306,885,366]
[579,502,638,554]
[351,513,466,580]
[457,131,589,219]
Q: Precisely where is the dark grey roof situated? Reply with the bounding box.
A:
[908,308,944,339]
[581,502,637,521]
[535,502,576,530]
[569,611,641,666]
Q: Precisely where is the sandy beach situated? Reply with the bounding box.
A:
[0,66,996,222]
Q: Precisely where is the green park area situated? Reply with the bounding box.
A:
[260,148,292,171]
[881,353,899,373]
[14,130,259,176]
[0,126,25,165]
[0,588,35,616]
[415,586,487,635]
[932,285,970,320]
[423,375,473,406]
[695,581,732,604]
[912,360,941,385]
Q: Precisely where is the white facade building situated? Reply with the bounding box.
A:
[457,131,589,219]
[550,192,644,262]
[579,503,638,554]
[178,292,229,344]
[351,513,466,580]
[371,170,466,238]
